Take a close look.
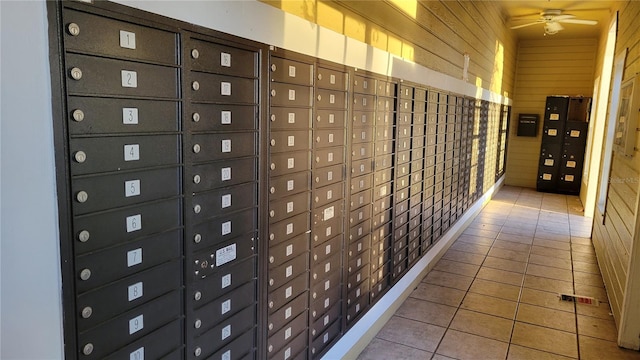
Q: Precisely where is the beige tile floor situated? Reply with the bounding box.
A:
[357,186,640,360]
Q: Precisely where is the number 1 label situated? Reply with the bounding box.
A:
[119,30,136,49]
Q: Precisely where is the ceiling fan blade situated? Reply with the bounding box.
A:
[558,18,598,25]
[552,14,577,21]
[510,21,543,30]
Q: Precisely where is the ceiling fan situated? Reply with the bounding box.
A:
[510,9,598,35]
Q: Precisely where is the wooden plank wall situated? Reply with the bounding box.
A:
[260,0,516,97]
[592,0,640,331]
[505,38,597,188]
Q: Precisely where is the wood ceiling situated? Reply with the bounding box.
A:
[500,0,615,39]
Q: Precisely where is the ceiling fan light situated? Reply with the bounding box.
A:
[544,21,563,34]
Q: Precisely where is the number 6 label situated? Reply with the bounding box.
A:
[126,214,142,233]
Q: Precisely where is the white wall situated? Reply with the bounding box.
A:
[0,1,510,358]
[0,1,64,359]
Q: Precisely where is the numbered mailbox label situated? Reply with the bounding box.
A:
[330,74,336,84]
[286,201,294,213]
[285,265,293,278]
[221,299,231,315]
[326,226,332,237]
[128,282,143,302]
[328,133,334,143]
[288,65,296,78]
[221,194,232,209]
[285,327,292,340]
[221,82,232,96]
[286,223,293,235]
[567,160,577,168]
[287,136,295,147]
[124,144,140,161]
[288,89,296,101]
[126,214,142,233]
[548,129,558,136]
[285,286,292,298]
[127,248,143,267]
[129,314,144,334]
[221,111,232,124]
[544,159,554,166]
[125,179,141,197]
[221,139,232,153]
[287,158,295,169]
[327,171,333,181]
[329,113,335,123]
[285,307,292,319]
[130,347,144,360]
[129,347,144,360]
[286,244,293,256]
[222,350,231,360]
[221,52,231,67]
[216,243,237,266]
[121,70,138,88]
[221,221,232,236]
[221,273,232,289]
[119,30,136,49]
[287,180,294,191]
[329,94,335,104]
[221,167,232,181]
[550,113,559,120]
[221,325,232,341]
[122,108,139,125]
[288,113,296,124]
[328,152,334,162]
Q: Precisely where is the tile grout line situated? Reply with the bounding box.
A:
[567,194,582,360]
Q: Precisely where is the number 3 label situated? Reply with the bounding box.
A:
[122,108,138,125]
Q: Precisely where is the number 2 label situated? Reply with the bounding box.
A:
[121,70,138,88]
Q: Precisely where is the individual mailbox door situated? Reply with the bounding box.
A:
[353,75,376,95]
[269,107,312,130]
[353,94,376,111]
[351,142,374,162]
[268,292,308,336]
[191,182,256,221]
[190,104,258,132]
[77,290,181,360]
[348,233,371,258]
[269,253,309,290]
[315,128,345,148]
[311,270,341,303]
[269,171,311,200]
[316,89,346,109]
[190,72,256,104]
[349,189,372,211]
[270,151,311,177]
[269,329,307,360]
[192,318,254,360]
[317,68,347,91]
[268,191,310,223]
[190,132,256,162]
[191,157,257,192]
[76,260,182,332]
[190,210,256,252]
[398,111,411,125]
[352,126,374,144]
[315,109,346,129]
[349,219,371,242]
[191,256,254,308]
[310,306,341,353]
[69,135,179,175]
[349,202,372,226]
[375,154,394,170]
[66,54,178,98]
[313,164,344,189]
[74,198,180,254]
[189,39,257,77]
[268,233,310,269]
[311,252,342,282]
[372,208,392,228]
[350,174,372,193]
[101,319,182,360]
[375,125,395,141]
[267,273,309,314]
[314,146,345,168]
[395,175,409,191]
[268,212,311,246]
[312,211,343,244]
[191,304,255,350]
[63,9,178,64]
[374,168,393,186]
[270,130,311,153]
[311,235,343,266]
[270,57,313,86]
[313,182,344,208]
[68,97,179,135]
[270,83,313,107]
[397,138,411,152]
[71,167,179,215]
[310,285,341,322]
[75,229,180,292]
[352,111,375,128]
[193,281,255,326]
[372,196,393,215]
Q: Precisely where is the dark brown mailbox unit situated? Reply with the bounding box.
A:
[47,1,510,359]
